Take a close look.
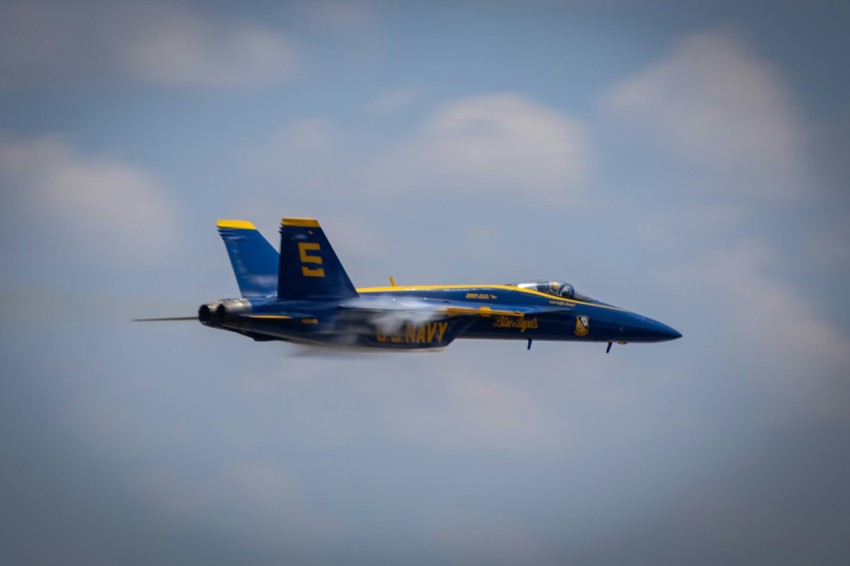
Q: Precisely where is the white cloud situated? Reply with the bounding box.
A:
[270,118,339,154]
[370,93,587,202]
[365,87,425,115]
[248,95,586,209]
[112,2,297,87]
[598,28,848,421]
[250,118,345,198]
[0,0,297,88]
[303,1,377,32]
[806,211,850,269]
[133,460,340,545]
[603,29,807,199]
[664,239,850,422]
[318,213,389,262]
[0,134,177,265]
[388,357,562,452]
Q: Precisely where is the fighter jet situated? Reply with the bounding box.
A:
[136,218,681,353]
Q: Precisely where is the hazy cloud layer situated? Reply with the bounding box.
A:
[370,93,587,202]
[2,5,849,566]
[0,134,177,268]
[664,239,850,421]
[603,30,807,199]
[252,93,586,209]
[365,87,425,115]
[303,0,378,32]
[0,0,297,87]
[599,30,849,419]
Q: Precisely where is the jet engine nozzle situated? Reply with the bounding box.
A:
[199,298,252,324]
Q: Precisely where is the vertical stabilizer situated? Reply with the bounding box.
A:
[278,218,358,301]
[217,220,278,298]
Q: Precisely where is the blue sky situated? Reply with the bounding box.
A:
[1,1,849,564]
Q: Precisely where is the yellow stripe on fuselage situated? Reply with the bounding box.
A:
[356,284,624,311]
[444,306,524,317]
[217,219,256,230]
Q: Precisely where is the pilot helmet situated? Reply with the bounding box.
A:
[558,283,575,299]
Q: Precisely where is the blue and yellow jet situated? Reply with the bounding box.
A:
[138,218,681,353]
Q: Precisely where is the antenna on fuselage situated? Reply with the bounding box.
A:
[389,276,397,287]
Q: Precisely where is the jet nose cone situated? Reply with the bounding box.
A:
[621,313,682,342]
[661,323,682,341]
[648,319,682,341]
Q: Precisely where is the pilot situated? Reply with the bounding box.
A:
[558,283,575,299]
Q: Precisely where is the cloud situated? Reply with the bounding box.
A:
[248,94,586,211]
[269,119,339,154]
[370,93,587,202]
[0,134,177,267]
[426,509,556,566]
[303,1,378,32]
[365,87,425,115]
[250,118,346,198]
[0,0,297,88]
[317,213,390,263]
[664,239,850,422]
[388,357,562,452]
[598,28,848,423]
[603,29,807,200]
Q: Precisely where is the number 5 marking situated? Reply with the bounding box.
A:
[298,242,325,277]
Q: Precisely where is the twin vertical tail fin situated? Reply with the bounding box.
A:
[217,217,358,301]
[278,218,358,301]
[217,220,279,298]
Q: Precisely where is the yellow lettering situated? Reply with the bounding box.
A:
[376,322,452,345]
[492,316,538,332]
[465,292,494,300]
[437,322,448,342]
[298,242,325,277]
[427,323,438,342]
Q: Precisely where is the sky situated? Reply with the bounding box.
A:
[1,0,849,564]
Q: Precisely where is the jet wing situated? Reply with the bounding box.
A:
[230,300,574,350]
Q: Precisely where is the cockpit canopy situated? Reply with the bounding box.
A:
[512,280,594,302]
